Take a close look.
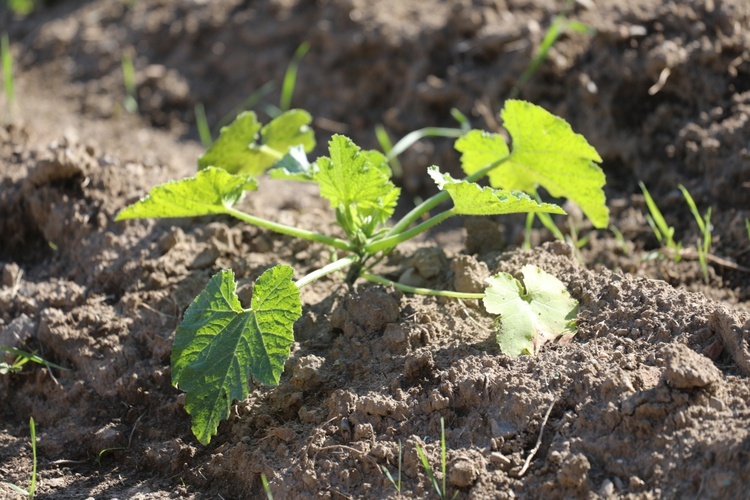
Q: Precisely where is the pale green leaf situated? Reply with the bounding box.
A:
[428,167,565,216]
[315,135,399,230]
[198,110,315,175]
[115,167,257,220]
[455,130,510,177]
[483,264,577,357]
[171,266,301,444]
[457,100,608,228]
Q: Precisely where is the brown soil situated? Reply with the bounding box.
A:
[2,0,750,498]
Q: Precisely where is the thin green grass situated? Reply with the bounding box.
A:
[121,51,138,113]
[415,417,455,500]
[639,181,681,261]
[3,417,36,499]
[2,32,15,121]
[194,103,212,148]
[279,42,310,113]
[511,1,593,97]
[380,441,402,494]
[260,473,273,499]
[679,184,712,282]
[0,346,69,375]
[5,0,36,15]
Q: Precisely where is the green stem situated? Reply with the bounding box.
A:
[255,144,285,160]
[387,127,464,160]
[387,155,509,237]
[361,273,483,300]
[295,255,358,288]
[224,207,352,251]
[366,209,456,254]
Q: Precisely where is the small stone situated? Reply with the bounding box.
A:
[448,459,479,488]
[662,343,722,389]
[490,452,512,470]
[2,262,22,287]
[630,476,645,489]
[189,245,220,269]
[290,355,326,391]
[158,227,184,253]
[598,479,614,497]
[451,255,489,294]
[557,453,590,489]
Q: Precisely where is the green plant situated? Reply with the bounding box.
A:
[678,184,712,282]
[380,441,402,494]
[117,100,607,444]
[2,32,14,121]
[639,181,682,261]
[260,473,273,500]
[3,0,36,15]
[202,42,309,151]
[278,42,309,114]
[415,417,455,500]
[511,1,594,97]
[0,346,68,375]
[121,50,138,113]
[2,417,37,499]
[746,219,750,243]
[194,103,212,148]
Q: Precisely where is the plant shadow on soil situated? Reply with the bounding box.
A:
[2,0,750,498]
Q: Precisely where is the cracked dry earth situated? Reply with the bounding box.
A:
[2,0,750,498]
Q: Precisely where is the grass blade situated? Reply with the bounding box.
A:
[440,417,447,500]
[260,473,273,500]
[678,184,706,233]
[121,50,138,113]
[29,417,36,499]
[416,443,441,498]
[2,33,14,117]
[194,103,212,148]
[279,41,309,112]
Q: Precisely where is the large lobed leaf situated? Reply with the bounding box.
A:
[115,167,257,220]
[456,100,608,228]
[483,264,577,357]
[198,110,315,176]
[315,135,399,232]
[428,167,565,216]
[171,266,301,445]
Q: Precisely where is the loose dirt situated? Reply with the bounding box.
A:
[1,0,749,498]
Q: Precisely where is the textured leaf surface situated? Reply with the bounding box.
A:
[315,135,399,230]
[115,167,257,220]
[198,110,315,175]
[428,167,565,216]
[171,266,301,444]
[483,264,577,357]
[457,100,608,228]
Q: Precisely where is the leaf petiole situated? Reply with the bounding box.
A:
[295,255,359,288]
[387,155,510,236]
[224,206,352,251]
[366,209,456,254]
[361,272,483,300]
[254,144,285,160]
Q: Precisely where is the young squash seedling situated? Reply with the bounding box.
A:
[117,100,608,444]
